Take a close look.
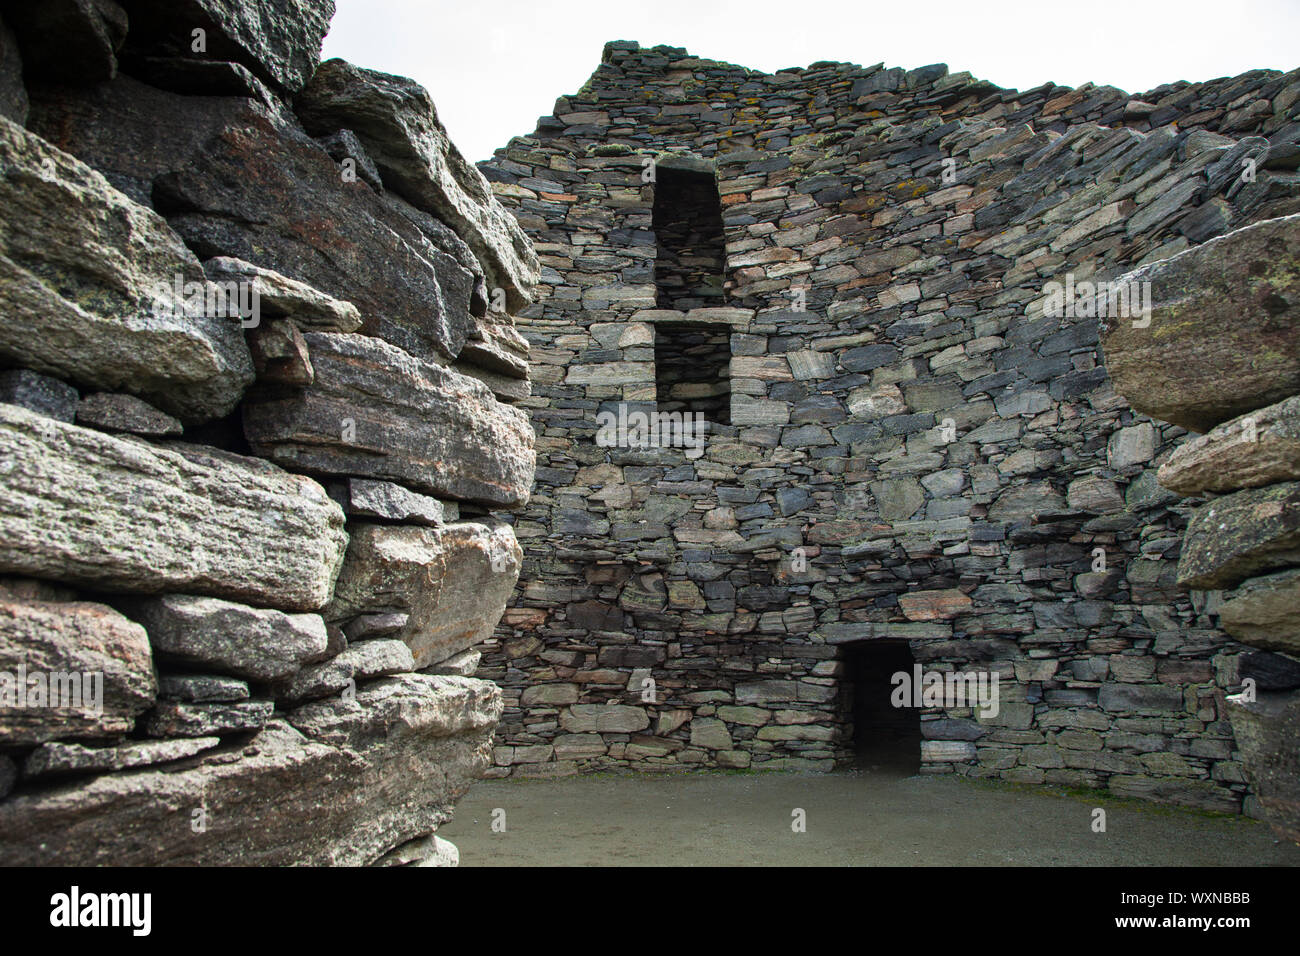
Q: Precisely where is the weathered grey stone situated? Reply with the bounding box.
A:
[0,597,156,745]
[158,674,250,703]
[0,369,78,422]
[144,699,274,737]
[135,594,330,682]
[1158,395,1300,495]
[1100,213,1300,434]
[1098,683,1185,713]
[0,115,254,423]
[75,392,182,437]
[1177,482,1300,590]
[426,648,480,677]
[244,332,535,508]
[316,128,384,192]
[0,405,347,611]
[0,16,25,124]
[325,522,521,670]
[275,638,415,705]
[0,675,499,865]
[1226,689,1300,841]
[1218,568,1300,654]
[294,59,540,309]
[247,318,314,386]
[155,106,477,364]
[560,704,649,734]
[1239,651,1300,691]
[372,832,459,867]
[1106,774,1242,813]
[331,478,458,527]
[117,0,334,93]
[23,737,220,779]
[203,257,362,332]
[2,0,127,84]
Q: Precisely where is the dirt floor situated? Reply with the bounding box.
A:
[437,769,1300,867]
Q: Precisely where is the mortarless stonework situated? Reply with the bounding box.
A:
[0,0,535,865]
[473,41,1300,815]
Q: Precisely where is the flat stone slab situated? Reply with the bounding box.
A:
[144,699,274,738]
[24,737,221,779]
[0,675,500,865]
[1218,568,1300,655]
[1100,213,1300,434]
[134,594,330,682]
[1158,395,1300,495]
[0,597,156,745]
[275,638,415,705]
[243,332,535,509]
[0,404,347,611]
[0,114,253,423]
[1176,482,1300,590]
[325,521,522,670]
[331,478,458,527]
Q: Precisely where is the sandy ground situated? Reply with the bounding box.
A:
[436,770,1300,867]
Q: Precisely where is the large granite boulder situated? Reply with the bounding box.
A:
[325,522,522,670]
[1100,213,1300,434]
[0,597,156,745]
[0,675,500,865]
[1176,482,1300,589]
[117,0,335,93]
[243,332,535,509]
[0,405,347,611]
[0,115,253,423]
[295,59,540,310]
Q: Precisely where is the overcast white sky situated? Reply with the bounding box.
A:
[322,0,1300,163]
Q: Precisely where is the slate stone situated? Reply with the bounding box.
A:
[158,674,250,703]
[1227,690,1300,842]
[0,14,25,124]
[144,699,274,737]
[1158,395,1300,495]
[1218,568,1300,655]
[23,737,220,779]
[275,638,414,705]
[330,478,457,527]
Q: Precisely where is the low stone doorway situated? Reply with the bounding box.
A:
[842,641,922,774]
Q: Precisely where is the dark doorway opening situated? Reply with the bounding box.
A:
[653,322,731,425]
[652,166,726,311]
[843,641,922,774]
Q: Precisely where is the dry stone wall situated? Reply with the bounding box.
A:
[477,41,1300,813]
[1103,213,1300,841]
[0,0,537,865]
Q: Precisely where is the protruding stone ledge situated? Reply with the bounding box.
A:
[0,404,347,611]
[243,332,535,509]
[1100,213,1300,434]
[1158,395,1300,495]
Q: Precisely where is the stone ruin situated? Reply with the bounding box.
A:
[1,0,1298,866]
[477,41,1300,837]
[0,0,538,865]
